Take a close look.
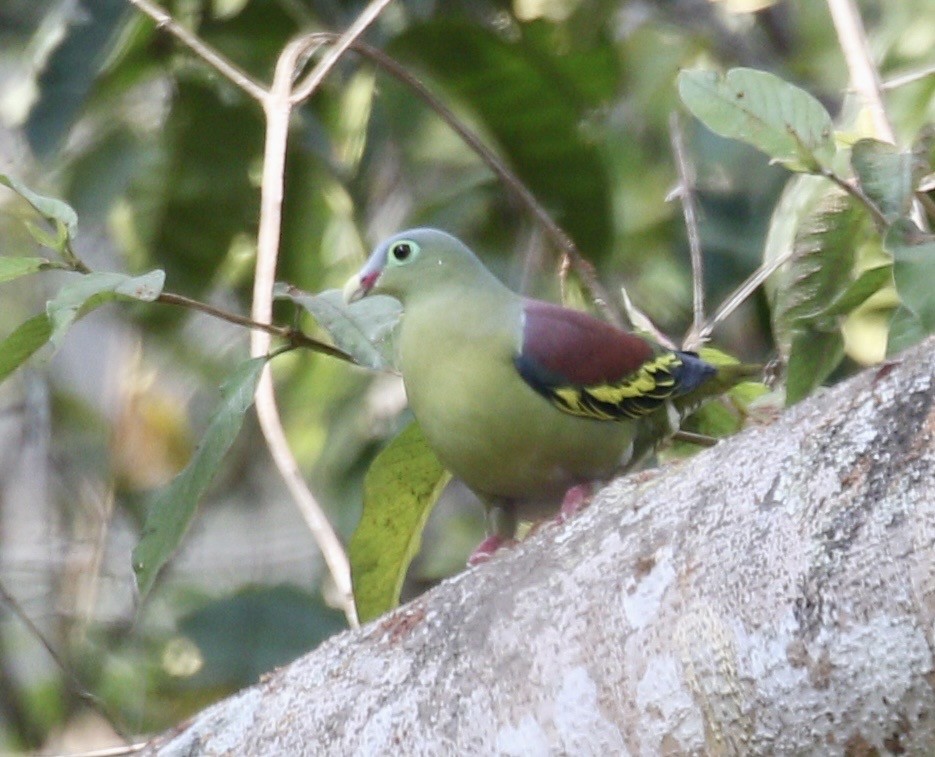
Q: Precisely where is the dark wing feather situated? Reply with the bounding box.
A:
[514,300,715,421]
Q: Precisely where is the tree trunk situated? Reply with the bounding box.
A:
[150,336,935,756]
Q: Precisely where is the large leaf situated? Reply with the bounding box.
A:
[135,79,263,297]
[350,421,450,623]
[884,219,935,334]
[26,0,130,158]
[770,191,866,403]
[851,139,914,222]
[390,20,613,253]
[46,270,165,347]
[275,285,401,371]
[132,356,268,600]
[678,68,835,172]
[0,313,53,385]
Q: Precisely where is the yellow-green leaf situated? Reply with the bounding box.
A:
[0,313,53,385]
[350,421,450,623]
[0,257,56,283]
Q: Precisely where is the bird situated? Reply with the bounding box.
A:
[344,228,754,564]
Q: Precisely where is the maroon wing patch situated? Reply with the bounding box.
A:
[518,300,655,386]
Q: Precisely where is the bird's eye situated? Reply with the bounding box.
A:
[390,240,418,263]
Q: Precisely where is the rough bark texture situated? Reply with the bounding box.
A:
[152,336,935,756]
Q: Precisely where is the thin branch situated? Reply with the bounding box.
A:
[826,0,894,143]
[671,429,718,448]
[0,581,132,743]
[305,34,624,327]
[289,0,395,105]
[668,111,706,350]
[822,168,889,228]
[826,0,928,231]
[882,63,935,91]
[700,246,796,341]
[157,291,353,363]
[249,18,396,630]
[124,0,267,102]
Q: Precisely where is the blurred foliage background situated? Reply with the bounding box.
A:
[0,0,933,751]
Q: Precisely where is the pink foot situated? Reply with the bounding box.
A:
[557,483,594,524]
[467,535,517,566]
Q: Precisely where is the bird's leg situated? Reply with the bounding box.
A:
[468,504,517,566]
[556,482,594,523]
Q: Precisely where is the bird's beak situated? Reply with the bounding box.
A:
[343,269,380,304]
[343,274,366,304]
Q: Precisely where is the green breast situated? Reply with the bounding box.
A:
[396,291,636,513]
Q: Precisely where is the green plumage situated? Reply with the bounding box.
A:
[345,229,756,555]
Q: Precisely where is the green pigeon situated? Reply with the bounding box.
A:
[344,228,752,563]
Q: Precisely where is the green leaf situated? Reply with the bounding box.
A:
[140,79,263,297]
[390,19,613,252]
[678,68,835,172]
[0,314,53,385]
[275,285,401,371]
[884,219,935,333]
[25,0,129,157]
[0,257,55,284]
[887,305,928,357]
[0,173,79,241]
[771,190,865,353]
[46,270,165,347]
[178,585,346,689]
[132,356,268,600]
[851,139,914,221]
[786,329,845,405]
[818,264,892,319]
[350,421,450,623]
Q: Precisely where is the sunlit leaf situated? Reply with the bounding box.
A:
[275,285,401,371]
[851,139,914,221]
[678,67,835,172]
[132,356,268,600]
[884,219,935,334]
[46,270,165,348]
[0,313,53,385]
[350,421,450,623]
[0,173,79,241]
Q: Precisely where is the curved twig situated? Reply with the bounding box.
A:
[123,0,266,102]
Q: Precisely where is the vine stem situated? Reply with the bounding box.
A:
[247,3,396,630]
[826,0,895,143]
[668,111,706,351]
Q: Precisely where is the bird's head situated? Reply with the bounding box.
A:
[343,228,494,305]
